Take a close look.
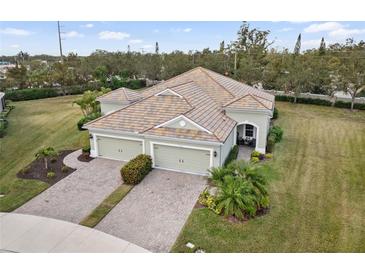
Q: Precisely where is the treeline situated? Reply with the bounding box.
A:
[1,22,364,108]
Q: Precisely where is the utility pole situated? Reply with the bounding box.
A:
[57,21,63,62]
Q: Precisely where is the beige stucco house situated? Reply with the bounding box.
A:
[84,67,275,175]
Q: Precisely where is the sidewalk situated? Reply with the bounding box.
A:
[0,213,149,253]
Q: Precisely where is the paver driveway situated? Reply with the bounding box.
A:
[15,152,124,223]
[96,169,207,252]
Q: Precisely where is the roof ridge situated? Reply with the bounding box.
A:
[244,94,271,110]
[223,93,249,107]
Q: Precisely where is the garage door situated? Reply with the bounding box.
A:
[97,136,143,161]
[153,144,211,175]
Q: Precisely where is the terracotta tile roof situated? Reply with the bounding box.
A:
[97,87,142,103]
[86,67,274,143]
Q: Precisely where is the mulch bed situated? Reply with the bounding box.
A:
[77,153,94,162]
[17,150,76,185]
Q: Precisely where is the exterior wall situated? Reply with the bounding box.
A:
[0,93,5,112]
[226,110,271,153]
[100,102,126,115]
[220,128,235,165]
[88,129,222,168]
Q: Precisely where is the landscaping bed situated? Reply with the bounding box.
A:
[17,150,76,185]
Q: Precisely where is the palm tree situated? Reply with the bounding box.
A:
[215,175,257,219]
[35,147,58,170]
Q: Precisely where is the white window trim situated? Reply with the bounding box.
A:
[150,141,214,174]
[236,121,262,153]
[93,133,145,160]
[154,88,183,98]
[154,115,213,135]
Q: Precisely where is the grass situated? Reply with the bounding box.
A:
[79,184,134,228]
[172,102,365,252]
[0,96,88,212]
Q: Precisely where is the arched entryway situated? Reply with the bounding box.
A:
[235,122,259,150]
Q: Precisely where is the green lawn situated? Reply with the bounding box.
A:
[172,102,365,252]
[0,96,88,212]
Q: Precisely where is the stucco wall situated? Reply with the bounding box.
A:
[226,110,271,153]
[220,128,235,165]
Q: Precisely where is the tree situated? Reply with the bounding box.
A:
[5,64,28,89]
[294,33,301,55]
[229,21,273,84]
[73,90,101,116]
[155,42,159,54]
[319,37,326,55]
[35,147,58,170]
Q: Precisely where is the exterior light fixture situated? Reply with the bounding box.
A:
[213,151,217,157]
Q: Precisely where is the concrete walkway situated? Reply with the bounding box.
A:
[15,152,124,223]
[96,169,207,252]
[0,213,149,253]
[237,145,254,161]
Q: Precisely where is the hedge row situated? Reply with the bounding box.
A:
[120,154,152,185]
[3,79,146,101]
[5,88,59,101]
[224,145,239,166]
[275,94,365,110]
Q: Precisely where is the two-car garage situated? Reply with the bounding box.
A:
[94,134,212,175]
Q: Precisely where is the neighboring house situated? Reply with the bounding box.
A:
[0,92,5,112]
[98,87,143,115]
[85,67,275,175]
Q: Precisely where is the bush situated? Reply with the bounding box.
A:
[251,150,261,158]
[121,154,152,185]
[5,88,58,101]
[198,188,221,214]
[297,97,332,106]
[270,126,284,143]
[273,107,279,119]
[266,135,276,153]
[82,144,91,154]
[265,153,273,159]
[251,156,260,164]
[47,171,56,179]
[77,112,101,131]
[61,165,69,173]
[224,145,239,166]
[334,100,365,110]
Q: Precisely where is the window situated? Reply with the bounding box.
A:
[245,124,254,137]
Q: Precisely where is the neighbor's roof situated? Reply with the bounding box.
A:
[86,67,274,143]
[86,81,236,143]
[97,87,142,103]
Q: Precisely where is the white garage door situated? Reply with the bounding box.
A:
[153,144,211,175]
[97,136,143,161]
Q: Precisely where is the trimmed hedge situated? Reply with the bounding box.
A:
[5,88,58,101]
[275,94,365,110]
[334,101,365,110]
[273,107,279,119]
[77,112,101,131]
[224,145,239,166]
[121,154,152,185]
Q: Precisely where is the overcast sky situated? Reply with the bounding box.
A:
[0,21,364,56]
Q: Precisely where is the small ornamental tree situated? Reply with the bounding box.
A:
[35,147,58,170]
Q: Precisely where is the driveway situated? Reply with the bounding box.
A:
[96,169,207,252]
[15,151,124,223]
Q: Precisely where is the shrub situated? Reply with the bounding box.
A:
[273,107,279,119]
[5,88,58,101]
[61,165,69,173]
[47,171,56,179]
[121,154,152,185]
[198,189,221,214]
[266,135,276,153]
[224,145,239,166]
[77,112,101,131]
[82,144,91,154]
[334,100,365,110]
[270,126,284,143]
[251,150,261,158]
[251,156,260,164]
[265,153,273,159]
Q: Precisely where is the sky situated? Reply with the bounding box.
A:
[0,21,365,56]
